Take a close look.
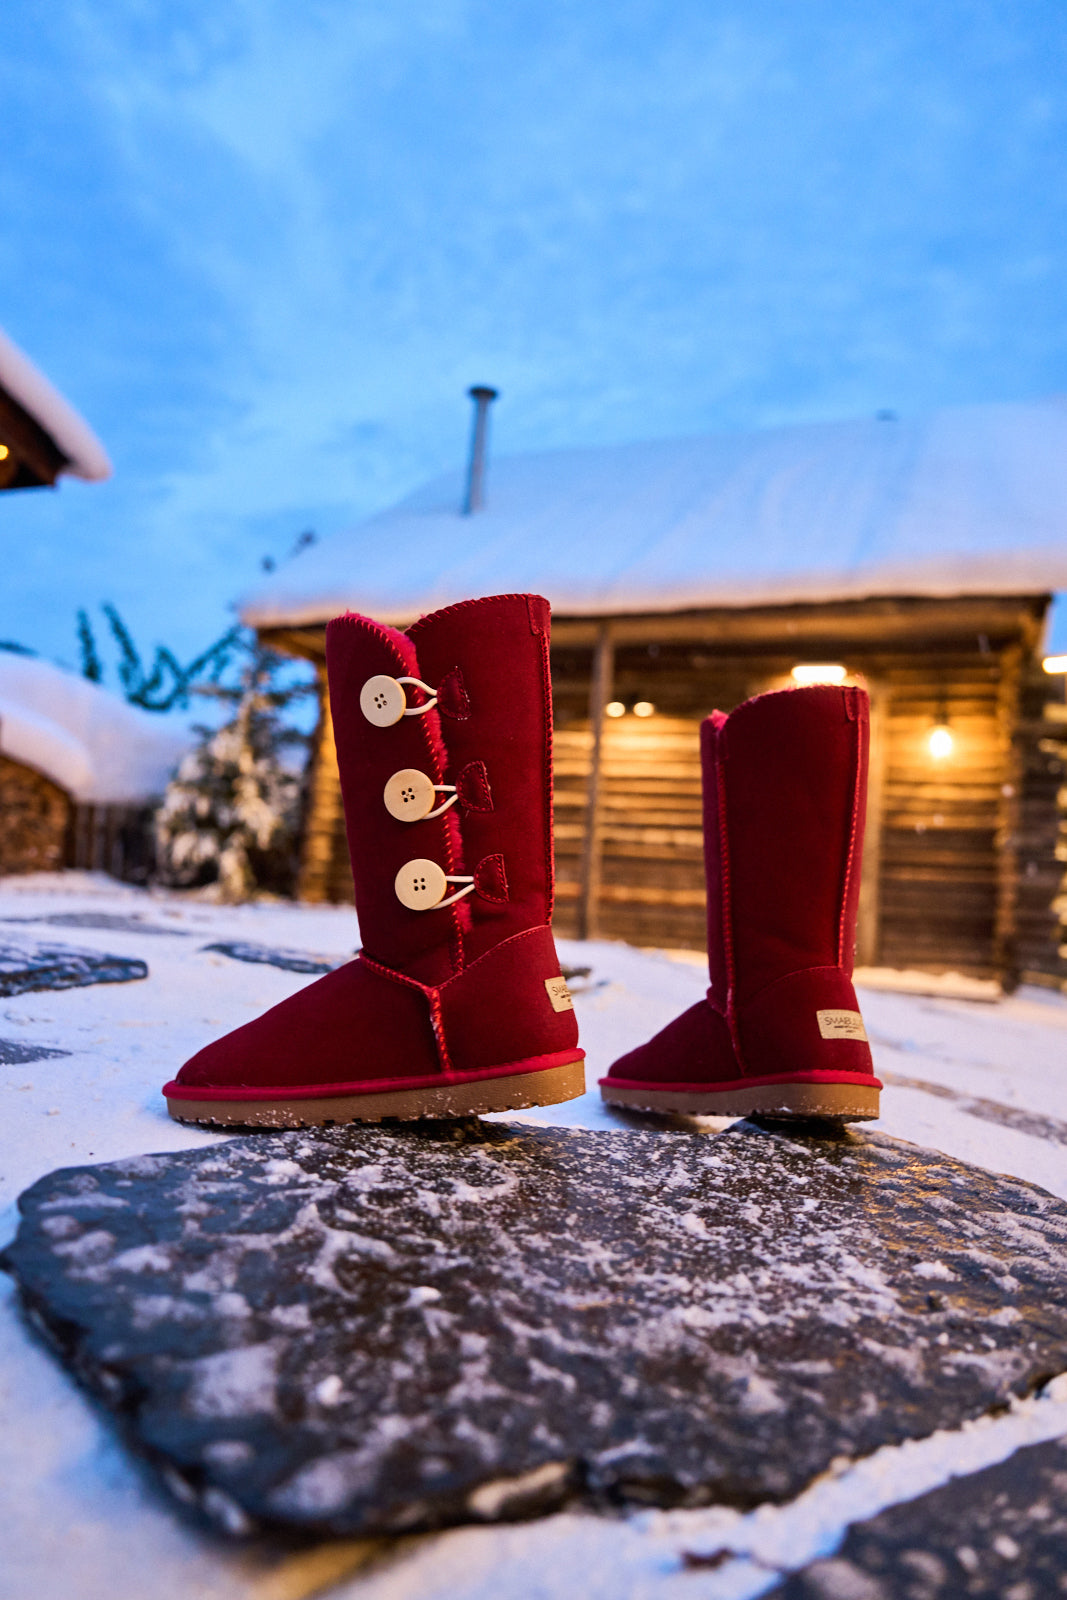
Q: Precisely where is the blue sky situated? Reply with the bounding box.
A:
[3,0,1067,669]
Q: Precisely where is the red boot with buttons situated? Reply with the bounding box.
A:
[601,684,881,1121]
[164,594,585,1126]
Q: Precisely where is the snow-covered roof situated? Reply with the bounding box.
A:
[0,325,111,483]
[241,399,1067,628]
[0,654,189,803]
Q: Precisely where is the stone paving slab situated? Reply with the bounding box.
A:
[0,939,148,997]
[0,1037,71,1065]
[200,941,345,975]
[4,1120,1067,1542]
[767,1432,1067,1598]
[1,912,190,935]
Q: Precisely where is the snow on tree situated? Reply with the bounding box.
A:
[155,640,314,901]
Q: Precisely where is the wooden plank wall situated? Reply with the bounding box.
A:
[279,605,1063,986]
[552,640,1027,977]
[1015,670,1067,987]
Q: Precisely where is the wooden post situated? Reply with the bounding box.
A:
[994,642,1024,990]
[856,683,887,968]
[577,622,614,941]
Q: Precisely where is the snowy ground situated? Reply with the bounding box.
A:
[2,871,1066,1600]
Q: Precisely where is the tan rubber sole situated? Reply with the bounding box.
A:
[601,1079,880,1122]
[167,1058,587,1129]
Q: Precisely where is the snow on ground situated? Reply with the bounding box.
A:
[1,871,1066,1600]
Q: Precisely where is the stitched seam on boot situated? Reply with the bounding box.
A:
[357,952,435,996]
[357,953,453,1074]
[408,593,546,629]
[740,964,855,1010]
[405,636,470,972]
[714,728,746,1070]
[436,924,555,991]
[536,623,555,924]
[838,694,864,967]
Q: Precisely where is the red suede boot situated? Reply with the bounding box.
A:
[164,594,585,1126]
[601,684,881,1121]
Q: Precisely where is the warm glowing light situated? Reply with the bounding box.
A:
[928,725,954,759]
[0,444,9,461]
[791,663,847,686]
[633,700,655,718]
[605,701,626,718]
[1044,655,1067,674]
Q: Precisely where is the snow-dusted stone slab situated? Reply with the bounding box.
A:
[0,939,148,997]
[4,1122,1067,1540]
[0,1036,70,1064]
[1,912,190,936]
[200,940,344,974]
[768,1432,1067,1598]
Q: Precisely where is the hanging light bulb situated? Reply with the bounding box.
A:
[928,724,954,759]
[605,701,626,719]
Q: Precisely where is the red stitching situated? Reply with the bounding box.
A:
[428,987,452,1073]
[396,629,469,969]
[714,722,745,1068]
[408,593,548,631]
[838,690,865,967]
[437,923,555,989]
[539,622,555,922]
[356,951,435,996]
[473,852,510,903]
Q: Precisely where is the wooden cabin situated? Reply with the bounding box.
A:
[0,323,111,490]
[243,399,1067,989]
[0,654,188,881]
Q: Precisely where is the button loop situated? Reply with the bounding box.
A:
[394,859,475,911]
[360,674,439,728]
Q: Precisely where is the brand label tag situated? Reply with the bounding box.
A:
[545,976,574,1013]
[817,1009,868,1042]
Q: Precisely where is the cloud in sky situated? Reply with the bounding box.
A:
[2,0,1066,664]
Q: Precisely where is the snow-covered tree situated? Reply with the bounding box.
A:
[155,641,314,900]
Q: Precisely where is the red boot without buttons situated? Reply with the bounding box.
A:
[601,684,881,1121]
[165,594,585,1126]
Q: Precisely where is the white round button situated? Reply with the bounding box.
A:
[360,674,406,727]
[395,858,448,911]
[384,768,437,822]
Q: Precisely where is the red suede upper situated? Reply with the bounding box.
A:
[325,612,468,985]
[408,594,555,964]
[174,957,440,1090]
[710,684,869,1004]
[607,683,876,1090]
[172,594,579,1097]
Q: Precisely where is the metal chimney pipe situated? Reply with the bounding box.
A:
[462,385,498,515]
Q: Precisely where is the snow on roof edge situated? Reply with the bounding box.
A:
[240,556,1062,631]
[0,325,112,482]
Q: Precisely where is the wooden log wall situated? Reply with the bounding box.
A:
[0,755,71,874]
[1015,670,1067,987]
[65,802,158,883]
[266,597,1063,987]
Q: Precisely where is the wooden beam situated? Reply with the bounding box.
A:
[577,622,614,941]
[993,642,1025,989]
[550,594,1050,653]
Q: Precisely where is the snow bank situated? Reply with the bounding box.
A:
[0,325,111,482]
[240,398,1067,627]
[0,655,189,802]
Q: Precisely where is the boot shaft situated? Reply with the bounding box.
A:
[325,594,556,984]
[702,684,870,1009]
